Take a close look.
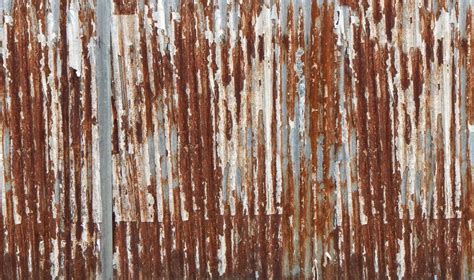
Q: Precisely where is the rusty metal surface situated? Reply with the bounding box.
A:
[1,0,474,279]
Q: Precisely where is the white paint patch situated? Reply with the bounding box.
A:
[66,2,82,77]
[218,234,227,276]
[396,238,405,279]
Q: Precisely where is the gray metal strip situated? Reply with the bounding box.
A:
[96,0,113,278]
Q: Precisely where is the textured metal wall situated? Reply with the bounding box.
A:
[1,0,474,279]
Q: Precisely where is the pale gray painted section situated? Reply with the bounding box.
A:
[96,0,113,278]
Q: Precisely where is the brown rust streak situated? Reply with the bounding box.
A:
[113,0,137,15]
[138,4,160,278]
[79,4,99,276]
[307,2,322,278]
[296,8,309,279]
[230,3,246,277]
[435,115,447,279]
[378,47,399,280]
[70,21,85,280]
[37,1,54,278]
[281,3,295,276]
[0,11,5,277]
[354,21,376,279]
[58,0,74,276]
[464,9,474,279]
[321,4,340,277]
[174,2,197,277]
[23,4,45,278]
[8,3,31,278]
[367,40,385,278]
[270,35,282,280]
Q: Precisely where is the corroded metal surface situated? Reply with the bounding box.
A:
[1,0,474,279]
[2,0,102,278]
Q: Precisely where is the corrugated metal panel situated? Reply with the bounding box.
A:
[1,0,474,279]
[2,0,102,278]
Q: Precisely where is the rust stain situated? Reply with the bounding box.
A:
[1,0,474,279]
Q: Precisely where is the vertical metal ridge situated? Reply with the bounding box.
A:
[96,0,113,278]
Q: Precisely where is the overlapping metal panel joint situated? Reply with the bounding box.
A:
[1,0,474,279]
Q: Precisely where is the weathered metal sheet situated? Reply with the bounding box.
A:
[1,0,474,279]
[2,0,102,278]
